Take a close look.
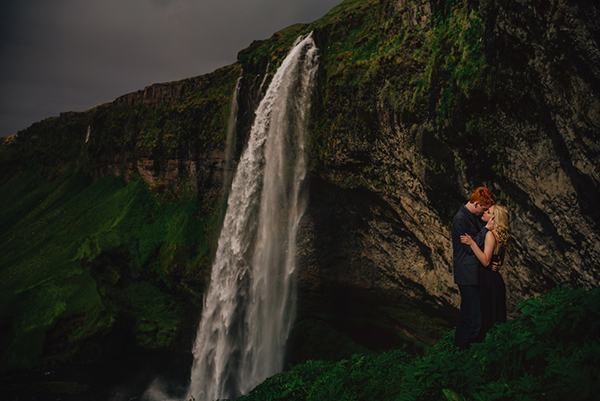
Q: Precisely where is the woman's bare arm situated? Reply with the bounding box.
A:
[460,231,495,267]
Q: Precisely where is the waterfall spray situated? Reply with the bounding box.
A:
[187,33,319,400]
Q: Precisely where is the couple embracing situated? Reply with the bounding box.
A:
[452,187,511,350]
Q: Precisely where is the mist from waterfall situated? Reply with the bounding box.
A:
[187,33,319,401]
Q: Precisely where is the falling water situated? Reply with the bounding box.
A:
[187,33,319,401]
[223,74,242,188]
[257,62,270,95]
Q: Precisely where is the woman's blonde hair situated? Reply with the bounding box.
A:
[493,204,510,249]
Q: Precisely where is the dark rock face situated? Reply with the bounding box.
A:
[481,0,600,290]
[114,82,190,107]
[293,0,600,326]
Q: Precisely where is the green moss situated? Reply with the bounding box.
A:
[0,168,219,373]
[413,5,487,123]
[287,319,372,365]
[128,282,183,349]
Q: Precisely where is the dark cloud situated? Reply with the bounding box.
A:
[0,0,343,137]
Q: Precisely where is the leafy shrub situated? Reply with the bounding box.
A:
[236,286,600,400]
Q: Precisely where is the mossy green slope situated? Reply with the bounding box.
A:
[0,61,240,376]
[0,168,218,374]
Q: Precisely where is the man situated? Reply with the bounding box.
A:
[452,187,495,350]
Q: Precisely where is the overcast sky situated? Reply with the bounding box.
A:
[0,0,344,137]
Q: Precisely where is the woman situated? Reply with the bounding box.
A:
[460,204,510,342]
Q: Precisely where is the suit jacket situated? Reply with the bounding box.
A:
[452,205,488,285]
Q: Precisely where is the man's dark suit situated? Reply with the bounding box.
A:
[452,205,489,349]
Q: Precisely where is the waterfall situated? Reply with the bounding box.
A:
[224,74,242,188]
[187,32,319,401]
[257,62,270,95]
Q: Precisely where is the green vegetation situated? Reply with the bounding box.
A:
[226,0,505,191]
[0,56,241,375]
[0,168,219,373]
[84,64,242,183]
[1,62,242,187]
[238,286,600,400]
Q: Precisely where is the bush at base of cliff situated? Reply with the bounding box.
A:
[237,286,600,401]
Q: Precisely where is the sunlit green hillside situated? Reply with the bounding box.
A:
[0,169,216,373]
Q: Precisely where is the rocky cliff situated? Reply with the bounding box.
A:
[0,0,598,394]
[297,0,600,319]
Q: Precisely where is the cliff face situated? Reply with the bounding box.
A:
[482,0,600,289]
[296,0,600,321]
[0,0,598,383]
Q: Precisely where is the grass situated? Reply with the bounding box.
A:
[0,168,220,373]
